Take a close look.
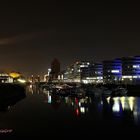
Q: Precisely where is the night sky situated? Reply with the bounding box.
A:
[0,1,140,76]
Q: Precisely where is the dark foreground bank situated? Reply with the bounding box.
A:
[0,84,26,110]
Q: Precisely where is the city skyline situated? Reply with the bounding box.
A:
[0,1,140,75]
[1,1,140,137]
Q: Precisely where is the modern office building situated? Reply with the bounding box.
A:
[81,63,103,84]
[122,56,140,84]
[62,65,74,82]
[62,61,91,83]
[103,59,122,84]
[54,55,140,85]
[73,61,91,83]
[62,61,103,84]
[0,71,14,83]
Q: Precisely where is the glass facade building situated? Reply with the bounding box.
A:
[81,63,103,84]
[60,56,140,85]
[103,59,122,84]
[122,56,140,84]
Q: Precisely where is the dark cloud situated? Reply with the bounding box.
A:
[0,31,48,45]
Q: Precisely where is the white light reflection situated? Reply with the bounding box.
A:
[120,97,125,110]
[107,97,110,104]
[29,84,34,94]
[128,97,135,111]
[110,96,136,113]
[48,95,52,104]
[112,97,120,112]
[80,107,85,114]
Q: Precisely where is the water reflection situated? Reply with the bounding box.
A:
[27,84,42,94]
[0,85,140,136]
[102,96,140,126]
[105,96,135,114]
[43,90,91,116]
[42,89,140,126]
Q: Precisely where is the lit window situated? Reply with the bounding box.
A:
[122,76,132,79]
[111,70,120,73]
[133,65,140,68]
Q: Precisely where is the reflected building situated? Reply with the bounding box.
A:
[43,90,52,104]
[28,84,42,94]
[28,84,34,94]
[51,95,61,110]
[104,96,136,124]
[42,88,140,126]
[43,89,92,116]
[133,98,140,124]
[65,96,91,116]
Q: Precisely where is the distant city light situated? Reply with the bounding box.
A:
[122,76,132,79]
[17,79,26,83]
[9,72,21,78]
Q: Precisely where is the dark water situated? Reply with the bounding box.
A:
[0,85,140,138]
